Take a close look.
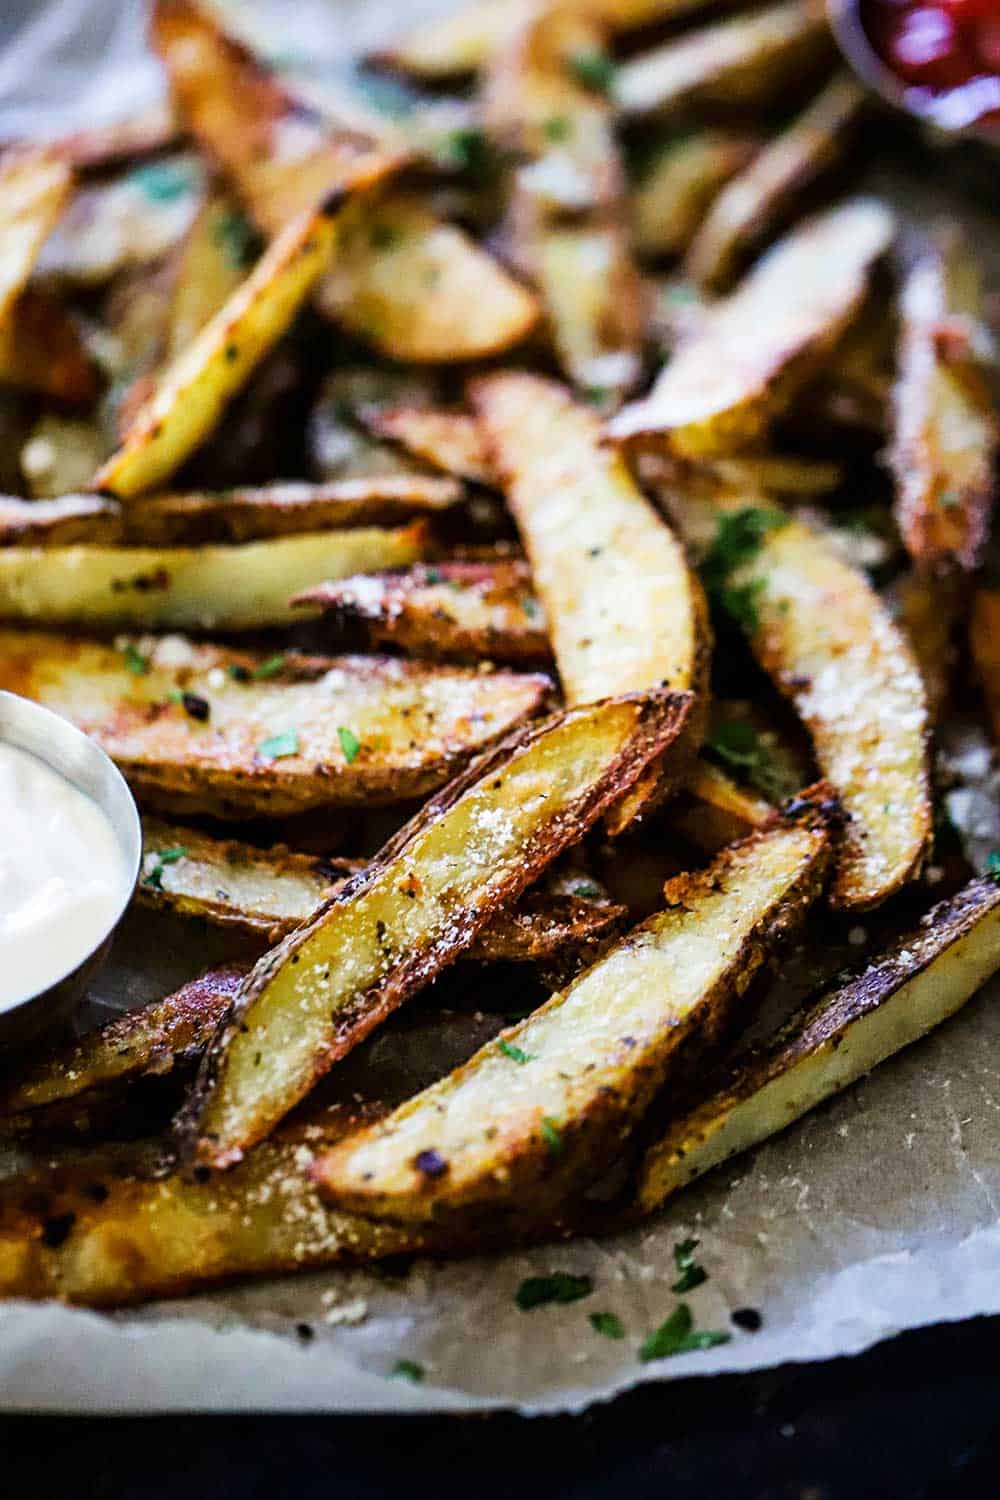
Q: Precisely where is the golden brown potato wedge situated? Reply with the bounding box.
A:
[0,523,427,632]
[686,74,867,291]
[675,494,931,910]
[474,371,709,829]
[532,222,645,400]
[0,630,552,819]
[0,965,246,1139]
[0,288,98,404]
[137,817,625,965]
[673,759,775,854]
[0,147,72,322]
[0,1106,429,1306]
[609,199,895,457]
[363,407,495,486]
[313,191,539,363]
[631,131,757,260]
[889,569,963,724]
[297,560,549,663]
[970,589,1000,743]
[162,193,255,360]
[180,688,695,1167]
[637,876,1000,1211]
[615,0,833,117]
[93,204,342,499]
[890,233,998,572]
[314,790,834,1227]
[0,495,122,547]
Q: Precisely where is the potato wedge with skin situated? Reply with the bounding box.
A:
[180,689,695,1167]
[0,494,122,547]
[363,407,496,486]
[0,630,552,820]
[0,965,246,1139]
[313,191,539,364]
[889,569,963,724]
[890,234,998,572]
[673,760,774,855]
[0,288,98,404]
[0,1106,432,1306]
[615,0,833,118]
[92,205,341,499]
[637,876,1000,1211]
[0,148,72,323]
[686,74,867,292]
[137,816,624,964]
[314,791,834,1227]
[677,494,931,910]
[298,561,549,663]
[631,132,757,260]
[609,199,895,457]
[474,372,709,829]
[970,589,1000,743]
[0,524,427,632]
[532,222,645,399]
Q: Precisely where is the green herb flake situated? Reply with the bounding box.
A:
[130,160,196,203]
[167,689,185,705]
[570,880,601,900]
[702,507,786,591]
[442,127,496,182]
[144,845,188,891]
[338,726,361,764]
[589,1311,625,1340]
[543,115,571,142]
[673,1237,699,1271]
[122,643,149,676]
[540,1116,564,1156]
[252,653,286,680]
[719,578,766,634]
[370,223,401,251]
[211,208,258,268]
[671,1265,708,1294]
[639,1303,731,1362]
[568,49,617,93]
[258,730,298,760]
[424,567,442,584]
[390,1359,424,1383]
[498,1040,533,1065]
[516,1272,593,1310]
[987,850,1000,883]
[704,720,785,801]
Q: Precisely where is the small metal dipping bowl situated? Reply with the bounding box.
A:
[0,691,141,1051]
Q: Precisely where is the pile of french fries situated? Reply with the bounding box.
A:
[0,0,999,1311]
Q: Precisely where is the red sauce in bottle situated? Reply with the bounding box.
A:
[860,0,1000,130]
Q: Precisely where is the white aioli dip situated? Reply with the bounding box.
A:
[0,742,129,1011]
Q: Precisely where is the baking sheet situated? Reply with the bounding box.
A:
[2,0,1000,1416]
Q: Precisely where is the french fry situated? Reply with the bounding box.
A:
[0,523,428,631]
[363,407,496,486]
[137,817,625,964]
[615,0,833,118]
[0,966,247,1139]
[675,494,931,910]
[297,560,549,663]
[312,191,539,363]
[0,147,72,323]
[686,74,868,291]
[92,204,343,499]
[314,789,834,1226]
[890,232,998,572]
[608,198,895,457]
[0,494,122,547]
[474,371,709,829]
[636,876,1000,1211]
[631,131,757,260]
[0,631,552,819]
[179,688,695,1167]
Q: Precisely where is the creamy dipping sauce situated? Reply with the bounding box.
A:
[0,742,130,1011]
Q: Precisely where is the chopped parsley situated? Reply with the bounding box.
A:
[705,720,789,803]
[516,1272,593,1310]
[258,730,298,760]
[589,1311,625,1340]
[370,222,402,251]
[543,115,571,142]
[121,643,149,676]
[718,578,767,634]
[540,1117,564,1156]
[568,49,617,93]
[701,507,786,594]
[144,845,188,891]
[670,1238,708,1294]
[227,663,252,683]
[570,880,601,900]
[498,1040,533,1065]
[441,127,497,183]
[424,567,442,584]
[638,1303,731,1362]
[338,726,361,764]
[211,207,258,268]
[987,850,1000,883]
[252,653,286,680]
[390,1359,424,1383]
[130,159,196,203]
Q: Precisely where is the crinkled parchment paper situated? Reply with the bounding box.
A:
[2,0,1000,1416]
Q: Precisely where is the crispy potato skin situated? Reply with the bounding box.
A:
[637,877,1000,1210]
[0,288,99,404]
[0,966,246,1138]
[0,495,123,547]
[180,689,695,1168]
[890,236,998,573]
[364,407,496,486]
[608,199,895,456]
[313,789,835,1227]
[0,148,72,322]
[0,630,552,818]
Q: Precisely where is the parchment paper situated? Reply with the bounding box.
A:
[2,0,1000,1416]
